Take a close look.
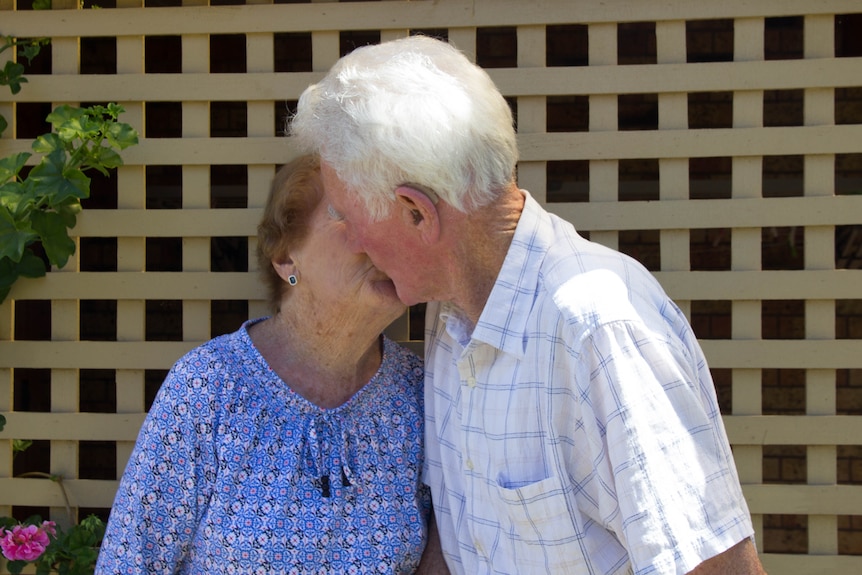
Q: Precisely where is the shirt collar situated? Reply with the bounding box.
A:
[450,191,549,357]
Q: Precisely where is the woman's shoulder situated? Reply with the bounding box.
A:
[375,337,424,399]
[167,321,261,390]
[382,336,424,375]
[175,330,238,368]
[344,337,424,426]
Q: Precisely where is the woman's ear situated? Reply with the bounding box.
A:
[272,257,297,285]
[394,185,441,244]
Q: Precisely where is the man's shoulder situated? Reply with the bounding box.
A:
[537,229,665,331]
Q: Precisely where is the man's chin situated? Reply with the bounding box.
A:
[393,285,421,308]
[372,278,402,302]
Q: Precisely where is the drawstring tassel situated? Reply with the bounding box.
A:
[306,415,353,498]
[320,474,331,498]
[315,467,350,498]
[315,467,351,497]
[315,469,348,498]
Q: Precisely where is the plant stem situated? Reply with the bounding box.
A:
[16,472,73,526]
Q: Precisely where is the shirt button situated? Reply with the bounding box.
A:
[467,376,477,388]
[465,459,474,471]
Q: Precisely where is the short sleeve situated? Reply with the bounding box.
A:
[581,320,753,574]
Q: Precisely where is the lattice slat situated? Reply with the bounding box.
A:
[0,2,860,573]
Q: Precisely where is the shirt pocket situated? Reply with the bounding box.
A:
[488,474,588,571]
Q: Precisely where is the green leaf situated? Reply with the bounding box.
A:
[6,560,27,575]
[48,105,100,142]
[105,102,124,119]
[21,515,45,528]
[0,113,7,138]
[82,514,107,537]
[81,149,111,177]
[32,132,66,155]
[31,209,76,269]
[33,0,52,9]
[61,116,102,143]
[91,146,124,171]
[0,179,37,218]
[0,99,136,303]
[54,197,82,229]
[0,180,26,212]
[45,104,81,129]
[0,152,32,185]
[60,168,91,202]
[18,247,48,278]
[0,205,37,261]
[0,60,27,95]
[0,251,48,301]
[12,438,32,455]
[0,412,5,431]
[29,149,91,204]
[106,120,139,149]
[18,41,44,64]
[0,262,13,304]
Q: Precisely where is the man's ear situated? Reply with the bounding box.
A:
[394,185,441,244]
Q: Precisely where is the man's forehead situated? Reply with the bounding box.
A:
[320,162,368,222]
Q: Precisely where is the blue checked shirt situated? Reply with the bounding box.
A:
[423,192,754,575]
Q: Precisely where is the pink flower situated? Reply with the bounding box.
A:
[0,521,56,562]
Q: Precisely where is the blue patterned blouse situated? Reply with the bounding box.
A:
[96,319,430,574]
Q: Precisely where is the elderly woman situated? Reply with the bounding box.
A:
[96,155,442,574]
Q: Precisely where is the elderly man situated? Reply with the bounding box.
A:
[291,35,766,575]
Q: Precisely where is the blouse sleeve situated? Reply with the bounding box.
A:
[96,350,221,574]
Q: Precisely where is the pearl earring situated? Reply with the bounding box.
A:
[288,274,298,286]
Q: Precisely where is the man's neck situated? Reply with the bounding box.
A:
[448,186,525,326]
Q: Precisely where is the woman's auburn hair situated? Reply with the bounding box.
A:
[257,154,323,311]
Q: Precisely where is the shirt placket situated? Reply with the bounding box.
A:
[457,342,494,569]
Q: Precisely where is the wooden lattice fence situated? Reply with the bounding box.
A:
[1,1,861,573]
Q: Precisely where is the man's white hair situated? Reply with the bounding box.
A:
[290,35,518,221]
